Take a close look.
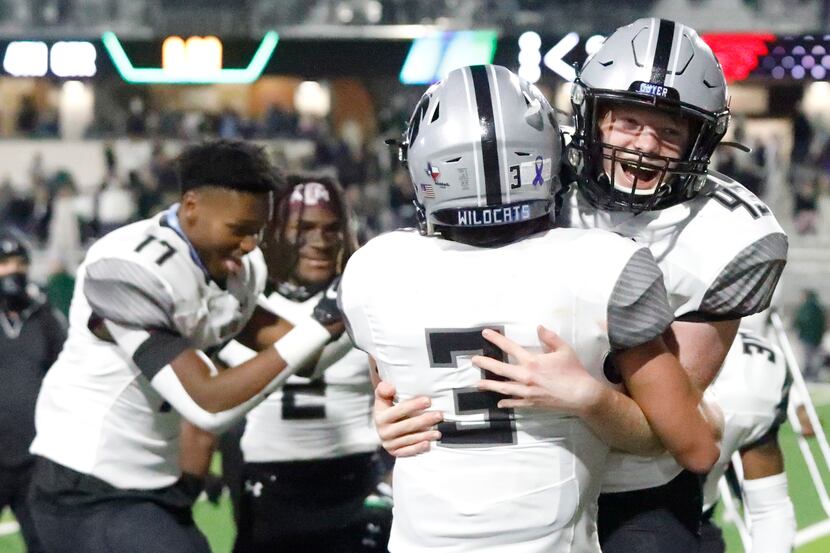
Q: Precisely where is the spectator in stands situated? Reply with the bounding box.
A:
[45,262,74,319]
[16,96,38,136]
[126,97,147,136]
[0,228,67,553]
[103,142,117,179]
[45,177,82,271]
[791,101,813,167]
[792,174,819,235]
[0,179,13,215]
[130,170,164,219]
[149,143,180,199]
[794,289,827,381]
[96,176,137,235]
[29,184,51,245]
[264,104,298,137]
[219,108,242,139]
[4,186,36,240]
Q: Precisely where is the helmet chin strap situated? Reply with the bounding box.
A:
[414,200,429,236]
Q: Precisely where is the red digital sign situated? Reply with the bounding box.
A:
[702,33,775,82]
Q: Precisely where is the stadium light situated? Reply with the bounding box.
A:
[3,41,48,77]
[51,41,97,77]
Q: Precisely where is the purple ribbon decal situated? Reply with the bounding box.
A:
[533,156,545,187]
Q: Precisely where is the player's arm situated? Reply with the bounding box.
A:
[100,316,331,433]
[664,319,739,392]
[473,327,720,469]
[177,419,218,502]
[477,247,720,469]
[369,356,443,457]
[235,274,345,349]
[84,258,339,433]
[233,304,294,351]
[369,321,733,460]
[739,433,796,553]
[739,366,796,553]
[180,420,217,478]
[157,277,344,416]
[221,289,351,386]
[472,327,660,456]
[613,336,720,474]
[594,244,723,471]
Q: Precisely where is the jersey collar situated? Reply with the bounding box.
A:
[160,203,212,283]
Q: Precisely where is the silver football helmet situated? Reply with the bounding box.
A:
[401,64,561,235]
[569,18,731,212]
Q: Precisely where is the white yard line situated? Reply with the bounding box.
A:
[0,520,20,537]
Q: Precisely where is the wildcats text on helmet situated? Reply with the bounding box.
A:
[456,204,532,226]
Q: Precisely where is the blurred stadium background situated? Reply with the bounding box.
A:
[0,0,829,551]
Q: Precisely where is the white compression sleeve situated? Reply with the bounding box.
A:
[744,472,796,553]
[151,320,330,433]
[272,318,331,368]
[150,357,297,434]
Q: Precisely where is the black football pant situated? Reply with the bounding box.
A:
[29,496,210,553]
[598,470,703,553]
[699,516,727,553]
[0,464,45,553]
[233,452,378,553]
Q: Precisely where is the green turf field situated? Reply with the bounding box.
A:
[3,403,830,553]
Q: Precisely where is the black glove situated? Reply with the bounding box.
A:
[312,275,343,327]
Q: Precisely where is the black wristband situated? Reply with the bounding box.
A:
[179,472,206,503]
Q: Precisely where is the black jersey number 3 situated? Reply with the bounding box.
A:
[426,327,517,446]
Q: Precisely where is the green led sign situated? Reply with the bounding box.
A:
[101,31,278,84]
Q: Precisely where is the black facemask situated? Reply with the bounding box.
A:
[0,272,31,312]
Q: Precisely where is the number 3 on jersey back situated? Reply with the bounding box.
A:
[426,327,517,447]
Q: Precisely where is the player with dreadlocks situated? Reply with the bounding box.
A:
[264,174,358,297]
[215,174,386,553]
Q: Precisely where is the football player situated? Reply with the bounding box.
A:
[216,174,381,553]
[700,329,795,553]
[340,64,718,552]
[373,18,787,553]
[566,19,786,553]
[28,140,343,553]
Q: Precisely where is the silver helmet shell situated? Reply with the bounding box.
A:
[569,18,731,212]
[403,64,561,235]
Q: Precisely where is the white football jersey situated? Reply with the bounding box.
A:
[702,330,790,511]
[218,288,377,462]
[31,207,266,490]
[340,228,674,553]
[563,173,788,493]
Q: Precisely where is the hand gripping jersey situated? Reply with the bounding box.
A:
[564,171,788,493]
[218,288,378,462]
[339,228,674,553]
[31,208,266,490]
[702,329,791,511]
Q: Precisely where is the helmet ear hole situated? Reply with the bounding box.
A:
[430,103,440,123]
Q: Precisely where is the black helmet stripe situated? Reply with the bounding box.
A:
[650,19,676,85]
[469,65,502,206]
